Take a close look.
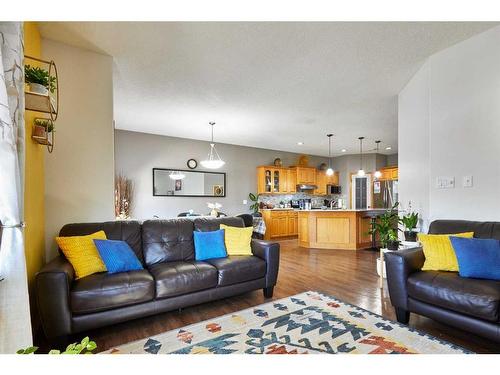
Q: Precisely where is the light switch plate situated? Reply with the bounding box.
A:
[436,176,455,189]
[463,175,473,188]
[243,199,248,205]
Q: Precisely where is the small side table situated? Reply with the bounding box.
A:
[378,242,420,289]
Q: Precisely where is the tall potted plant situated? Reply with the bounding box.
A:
[370,203,400,250]
[248,193,261,217]
[401,211,419,242]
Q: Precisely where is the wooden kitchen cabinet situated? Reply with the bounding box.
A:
[261,210,299,239]
[378,166,398,181]
[314,170,340,195]
[294,167,316,185]
[257,166,297,194]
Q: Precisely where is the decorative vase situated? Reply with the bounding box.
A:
[210,209,218,217]
[404,230,418,242]
[29,82,48,95]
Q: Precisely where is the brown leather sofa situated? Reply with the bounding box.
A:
[36,217,280,340]
[385,220,500,343]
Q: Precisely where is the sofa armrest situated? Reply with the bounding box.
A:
[35,256,74,338]
[385,247,425,310]
[251,239,280,288]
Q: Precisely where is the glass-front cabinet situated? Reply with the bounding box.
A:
[257,166,295,195]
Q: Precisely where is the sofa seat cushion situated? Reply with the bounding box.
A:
[149,261,218,299]
[71,270,154,314]
[408,271,500,322]
[206,256,266,286]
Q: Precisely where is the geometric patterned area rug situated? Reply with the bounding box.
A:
[104,291,471,354]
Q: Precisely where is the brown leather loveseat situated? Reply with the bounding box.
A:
[385,220,500,343]
[36,217,280,340]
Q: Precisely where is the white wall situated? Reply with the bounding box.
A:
[43,39,115,259]
[115,130,329,219]
[399,26,500,229]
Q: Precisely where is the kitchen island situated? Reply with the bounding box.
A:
[297,209,385,250]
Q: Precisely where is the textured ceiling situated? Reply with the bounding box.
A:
[38,22,497,156]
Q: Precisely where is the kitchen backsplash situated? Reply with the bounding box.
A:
[258,193,342,208]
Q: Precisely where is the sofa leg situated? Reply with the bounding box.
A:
[395,307,410,324]
[263,287,274,298]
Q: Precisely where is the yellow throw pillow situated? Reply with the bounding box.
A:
[419,232,474,272]
[220,224,253,256]
[56,230,108,279]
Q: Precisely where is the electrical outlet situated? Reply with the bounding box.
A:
[243,199,248,205]
[463,175,473,188]
[436,176,455,189]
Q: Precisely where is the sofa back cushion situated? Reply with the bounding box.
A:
[142,219,195,266]
[429,220,500,240]
[193,217,244,232]
[59,221,143,264]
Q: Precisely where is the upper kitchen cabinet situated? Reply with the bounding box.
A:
[314,170,340,195]
[378,166,398,181]
[257,166,296,194]
[293,167,316,185]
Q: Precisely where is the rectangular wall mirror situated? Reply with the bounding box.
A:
[153,168,226,197]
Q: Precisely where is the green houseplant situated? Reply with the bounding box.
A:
[33,118,55,138]
[17,336,97,354]
[25,64,57,95]
[369,202,401,250]
[400,211,419,242]
[248,193,260,216]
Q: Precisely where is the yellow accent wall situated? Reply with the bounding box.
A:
[23,22,46,293]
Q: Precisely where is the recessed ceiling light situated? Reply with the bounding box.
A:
[385,146,392,150]
[341,149,347,153]
[297,142,304,146]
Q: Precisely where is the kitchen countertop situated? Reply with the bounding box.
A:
[260,208,387,212]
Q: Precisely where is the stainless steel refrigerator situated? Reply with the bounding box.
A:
[373,179,398,209]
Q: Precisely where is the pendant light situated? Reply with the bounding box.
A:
[169,171,186,180]
[357,136,365,177]
[326,134,334,176]
[374,140,382,179]
[200,122,225,169]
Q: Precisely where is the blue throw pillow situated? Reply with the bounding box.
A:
[450,237,500,281]
[93,239,144,274]
[193,229,227,261]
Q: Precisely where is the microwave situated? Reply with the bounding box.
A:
[327,185,342,195]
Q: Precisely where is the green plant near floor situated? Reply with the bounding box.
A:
[248,192,259,213]
[17,337,97,354]
[369,202,400,248]
[34,118,55,133]
[401,211,419,232]
[25,64,57,93]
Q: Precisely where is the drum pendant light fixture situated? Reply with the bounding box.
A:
[357,136,365,177]
[200,122,225,169]
[326,134,334,176]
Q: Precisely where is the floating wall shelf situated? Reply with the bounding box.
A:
[24,55,59,153]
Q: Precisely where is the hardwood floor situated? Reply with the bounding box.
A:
[43,239,500,353]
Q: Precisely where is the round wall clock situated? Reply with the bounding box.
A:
[187,159,198,169]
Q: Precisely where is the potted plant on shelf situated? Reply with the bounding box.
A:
[33,118,54,138]
[25,64,57,95]
[369,202,401,250]
[400,211,419,242]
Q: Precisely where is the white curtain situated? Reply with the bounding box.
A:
[0,22,32,353]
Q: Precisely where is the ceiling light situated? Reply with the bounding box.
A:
[357,136,365,177]
[385,146,392,150]
[341,149,347,153]
[169,171,186,180]
[297,142,304,146]
[374,170,382,179]
[326,134,334,176]
[200,122,225,169]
